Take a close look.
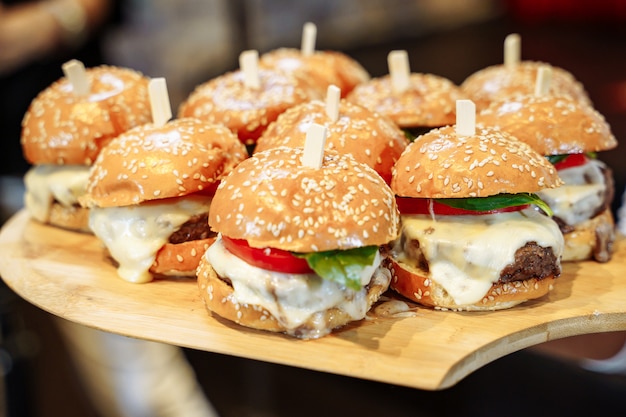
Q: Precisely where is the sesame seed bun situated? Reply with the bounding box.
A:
[81,118,248,208]
[209,146,400,252]
[80,118,248,282]
[391,125,563,199]
[178,67,322,146]
[345,73,465,129]
[21,65,152,166]
[151,238,216,277]
[476,95,617,155]
[197,254,391,337]
[253,99,409,184]
[259,48,370,97]
[461,61,592,110]
[47,202,91,233]
[386,257,557,311]
[560,208,615,262]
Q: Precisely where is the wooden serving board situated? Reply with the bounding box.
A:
[1,209,626,390]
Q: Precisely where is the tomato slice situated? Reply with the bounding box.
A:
[396,197,529,216]
[553,153,587,170]
[221,236,313,274]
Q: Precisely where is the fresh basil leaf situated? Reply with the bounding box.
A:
[294,246,379,291]
[546,154,568,165]
[435,193,553,216]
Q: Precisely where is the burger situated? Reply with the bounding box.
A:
[388,124,565,311]
[259,47,370,97]
[21,64,152,232]
[476,94,618,262]
[79,118,248,283]
[345,50,465,140]
[177,57,321,148]
[253,96,409,184]
[197,146,401,338]
[461,60,592,111]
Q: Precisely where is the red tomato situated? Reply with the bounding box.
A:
[396,197,529,216]
[553,153,587,170]
[221,236,313,274]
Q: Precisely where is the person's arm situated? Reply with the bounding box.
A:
[0,0,111,75]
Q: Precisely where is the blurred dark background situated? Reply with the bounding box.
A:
[2,1,626,416]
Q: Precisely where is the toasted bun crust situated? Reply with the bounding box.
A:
[81,118,248,208]
[254,99,408,183]
[391,125,563,198]
[259,48,370,97]
[461,61,592,110]
[47,202,91,232]
[209,147,400,252]
[21,66,152,165]
[178,68,322,145]
[386,257,557,311]
[477,95,617,155]
[150,237,216,276]
[562,208,615,263]
[345,73,465,128]
[196,254,390,337]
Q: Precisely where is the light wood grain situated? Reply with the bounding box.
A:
[1,209,625,390]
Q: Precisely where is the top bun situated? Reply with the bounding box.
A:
[81,118,248,208]
[461,61,591,110]
[345,73,465,128]
[209,147,400,252]
[391,125,563,198]
[21,66,152,165]
[476,94,617,155]
[178,67,322,145]
[253,99,408,183]
[259,48,370,97]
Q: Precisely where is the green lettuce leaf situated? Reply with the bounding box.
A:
[546,152,597,165]
[435,193,553,216]
[295,246,379,291]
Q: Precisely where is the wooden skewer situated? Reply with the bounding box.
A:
[302,123,328,169]
[62,59,90,97]
[456,99,476,137]
[148,78,172,127]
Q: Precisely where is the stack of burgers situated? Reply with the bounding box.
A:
[16,29,619,339]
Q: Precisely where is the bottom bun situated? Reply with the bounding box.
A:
[151,238,216,277]
[46,203,91,233]
[386,258,557,311]
[196,255,391,338]
[562,208,615,263]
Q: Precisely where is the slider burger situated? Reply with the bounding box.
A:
[253,92,409,184]
[346,50,464,140]
[79,118,248,283]
[197,145,401,338]
[259,22,370,97]
[461,61,592,111]
[476,94,618,262]
[21,63,152,232]
[460,34,590,110]
[178,51,321,147]
[259,48,370,98]
[388,123,565,311]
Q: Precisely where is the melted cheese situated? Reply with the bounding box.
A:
[23,165,90,222]
[395,209,563,306]
[89,196,212,283]
[538,160,607,225]
[206,235,385,338]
